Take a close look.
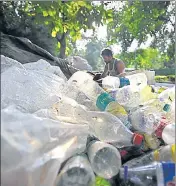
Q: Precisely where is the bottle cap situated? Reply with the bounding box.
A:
[133,133,144,146]
[163,104,171,112]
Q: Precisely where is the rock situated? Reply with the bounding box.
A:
[1,32,77,79]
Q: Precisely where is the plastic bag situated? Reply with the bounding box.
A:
[1,66,66,113]
[1,55,24,73]
[35,96,89,124]
[1,105,89,186]
[23,59,67,80]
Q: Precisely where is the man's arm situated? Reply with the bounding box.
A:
[101,64,108,78]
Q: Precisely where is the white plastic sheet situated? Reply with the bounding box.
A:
[1,55,24,73]
[1,105,89,186]
[1,66,66,113]
[23,59,67,80]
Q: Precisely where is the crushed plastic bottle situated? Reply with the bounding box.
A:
[123,144,176,168]
[126,72,148,90]
[56,155,95,186]
[87,141,121,179]
[105,101,132,129]
[129,106,162,135]
[161,124,175,145]
[88,111,143,148]
[120,162,175,186]
[68,71,105,101]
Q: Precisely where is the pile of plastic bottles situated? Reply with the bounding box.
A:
[66,71,175,186]
[1,56,175,186]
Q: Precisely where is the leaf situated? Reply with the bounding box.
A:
[55,26,59,32]
[57,42,61,49]
[43,11,48,17]
[63,26,67,33]
[51,30,57,37]
[44,21,49,25]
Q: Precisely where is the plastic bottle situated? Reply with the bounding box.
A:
[142,132,161,150]
[129,105,162,135]
[96,92,115,111]
[123,144,176,168]
[161,123,175,145]
[126,72,148,89]
[102,76,130,90]
[119,162,175,186]
[55,155,95,186]
[88,111,143,148]
[158,86,175,103]
[114,85,140,110]
[87,141,121,179]
[154,118,175,145]
[68,71,105,101]
[105,101,132,129]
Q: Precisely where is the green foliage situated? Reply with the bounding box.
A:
[107,1,175,68]
[116,48,169,70]
[24,1,113,58]
[155,75,175,83]
[107,1,174,50]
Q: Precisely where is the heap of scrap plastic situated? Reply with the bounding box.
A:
[1,55,175,186]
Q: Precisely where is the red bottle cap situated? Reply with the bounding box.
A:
[133,133,144,146]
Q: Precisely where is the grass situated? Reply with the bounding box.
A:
[155,75,175,83]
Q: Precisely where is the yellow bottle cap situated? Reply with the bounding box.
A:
[171,144,176,163]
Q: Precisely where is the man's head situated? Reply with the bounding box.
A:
[101,48,113,63]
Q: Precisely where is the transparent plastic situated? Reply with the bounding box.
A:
[123,144,175,168]
[126,72,148,90]
[1,105,89,186]
[129,106,162,134]
[162,124,175,145]
[1,66,66,113]
[87,111,136,147]
[23,59,67,80]
[68,71,105,101]
[35,96,89,124]
[87,141,121,179]
[55,155,95,186]
[102,76,120,89]
[1,55,24,73]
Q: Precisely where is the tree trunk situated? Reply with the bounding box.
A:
[58,33,66,59]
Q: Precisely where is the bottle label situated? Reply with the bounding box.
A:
[154,119,169,138]
[96,92,115,111]
[162,162,175,186]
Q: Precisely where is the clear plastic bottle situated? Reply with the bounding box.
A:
[129,105,162,135]
[55,155,95,186]
[123,144,176,168]
[88,111,143,148]
[68,71,105,102]
[126,72,148,90]
[87,141,121,179]
[105,101,132,129]
[154,118,175,145]
[161,123,175,145]
[119,162,175,186]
